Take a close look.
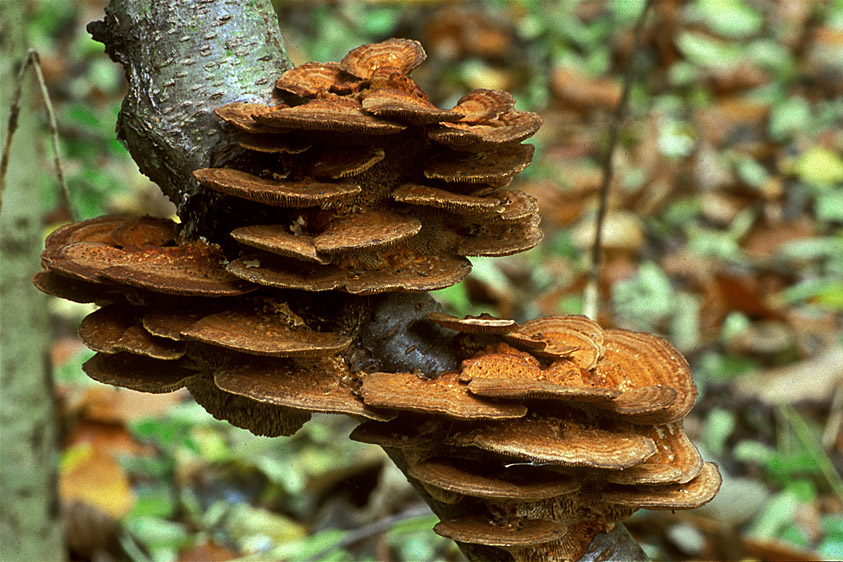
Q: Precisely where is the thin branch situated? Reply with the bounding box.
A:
[583,0,652,320]
[0,50,74,221]
[303,505,433,562]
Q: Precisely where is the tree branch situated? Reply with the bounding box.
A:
[87,0,291,237]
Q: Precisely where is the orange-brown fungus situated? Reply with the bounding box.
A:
[191,38,541,295]
[36,215,365,437]
[34,38,717,562]
[353,312,718,561]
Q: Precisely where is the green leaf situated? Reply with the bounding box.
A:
[734,440,775,465]
[747,490,801,539]
[125,515,191,550]
[676,31,743,68]
[693,0,763,38]
[769,97,812,141]
[792,147,843,188]
[702,408,736,457]
[130,485,176,519]
[817,190,843,222]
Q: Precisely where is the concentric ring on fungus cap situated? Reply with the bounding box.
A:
[594,329,697,424]
[446,414,657,469]
[275,61,356,98]
[391,183,503,215]
[193,168,362,207]
[180,308,352,358]
[230,225,330,265]
[360,371,527,420]
[426,311,518,334]
[340,38,427,79]
[312,210,422,254]
[410,458,581,501]
[214,357,395,421]
[424,143,534,184]
[601,462,722,510]
[510,315,605,369]
[253,97,406,134]
[226,249,472,295]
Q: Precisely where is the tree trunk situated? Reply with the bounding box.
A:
[89,1,648,560]
[0,2,66,561]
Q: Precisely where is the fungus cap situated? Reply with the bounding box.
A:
[253,97,406,134]
[605,422,704,486]
[362,87,459,125]
[426,312,518,334]
[451,89,515,123]
[599,385,679,419]
[457,214,543,257]
[180,307,352,358]
[313,210,422,254]
[429,110,542,150]
[100,242,257,297]
[186,376,311,438]
[214,358,394,421]
[410,458,581,501]
[311,146,385,179]
[360,371,527,420]
[82,353,196,394]
[446,414,657,469]
[32,271,117,304]
[214,102,284,133]
[602,462,722,510]
[109,216,175,248]
[44,215,129,249]
[42,242,125,284]
[463,353,621,403]
[425,144,534,184]
[227,250,471,295]
[230,225,329,264]
[595,330,697,424]
[193,168,361,207]
[275,62,355,98]
[238,134,312,154]
[142,307,216,341]
[392,183,502,215]
[340,38,427,79]
[434,516,566,548]
[513,315,605,369]
[113,324,187,360]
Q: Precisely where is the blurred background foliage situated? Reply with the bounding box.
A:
[16,0,843,560]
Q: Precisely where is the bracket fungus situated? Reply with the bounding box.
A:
[190,38,542,296]
[35,37,718,562]
[352,312,719,561]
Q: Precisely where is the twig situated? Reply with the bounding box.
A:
[0,50,74,221]
[822,383,843,450]
[582,0,652,320]
[304,504,433,562]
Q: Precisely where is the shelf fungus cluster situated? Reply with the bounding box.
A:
[352,312,721,561]
[35,215,396,436]
[192,38,542,295]
[34,38,718,562]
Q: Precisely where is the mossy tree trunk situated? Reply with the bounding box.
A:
[0,2,66,560]
[89,1,647,561]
